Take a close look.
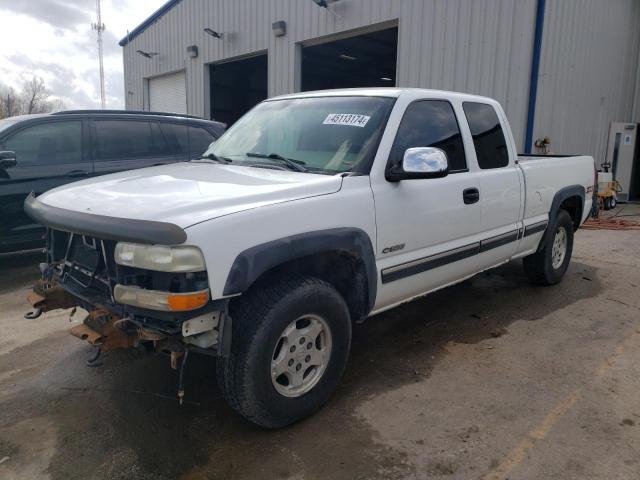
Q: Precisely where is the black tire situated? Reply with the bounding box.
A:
[603,198,611,210]
[610,197,616,209]
[216,276,352,428]
[523,209,574,285]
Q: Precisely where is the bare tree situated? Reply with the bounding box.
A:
[0,77,66,118]
[0,86,22,118]
[21,76,51,114]
[49,98,67,113]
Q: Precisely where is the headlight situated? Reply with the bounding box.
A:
[114,242,206,272]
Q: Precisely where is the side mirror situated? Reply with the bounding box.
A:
[0,151,16,169]
[386,147,449,181]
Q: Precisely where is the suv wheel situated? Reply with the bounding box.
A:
[216,276,351,428]
[523,209,574,285]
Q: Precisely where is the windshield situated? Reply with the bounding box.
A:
[203,96,395,175]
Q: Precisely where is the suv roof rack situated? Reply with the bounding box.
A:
[52,110,202,120]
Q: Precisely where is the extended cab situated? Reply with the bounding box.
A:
[25,89,595,427]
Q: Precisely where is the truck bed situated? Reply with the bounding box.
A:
[517,154,595,226]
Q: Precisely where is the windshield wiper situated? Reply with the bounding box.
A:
[193,153,233,164]
[245,152,307,172]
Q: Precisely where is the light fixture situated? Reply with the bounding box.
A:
[381,77,393,82]
[272,20,286,37]
[203,28,222,39]
[311,0,339,7]
[339,54,357,61]
[310,0,341,18]
[136,50,158,59]
[186,45,198,58]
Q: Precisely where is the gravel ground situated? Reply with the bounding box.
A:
[0,207,639,479]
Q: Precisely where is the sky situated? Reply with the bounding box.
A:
[0,0,167,109]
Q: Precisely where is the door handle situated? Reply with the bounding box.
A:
[66,169,89,178]
[463,187,480,205]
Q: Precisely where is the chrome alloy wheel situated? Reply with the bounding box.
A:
[551,226,568,269]
[270,314,333,398]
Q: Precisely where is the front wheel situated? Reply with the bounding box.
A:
[216,276,352,428]
[523,209,574,285]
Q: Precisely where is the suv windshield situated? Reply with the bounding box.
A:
[203,96,395,175]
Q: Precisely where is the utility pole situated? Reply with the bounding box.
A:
[92,0,106,109]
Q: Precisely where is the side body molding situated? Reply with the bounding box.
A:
[223,228,378,312]
[24,193,187,245]
[538,184,585,250]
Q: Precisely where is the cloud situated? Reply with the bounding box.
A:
[4,53,101,109]
[0,0,92,31]
[0,0,166,110]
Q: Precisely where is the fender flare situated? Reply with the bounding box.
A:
[539,184,585,250]
[223,227,377,312]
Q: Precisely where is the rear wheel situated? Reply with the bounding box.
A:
[523,209,574,285]
[216,276,351,428]
[609,197,617,209]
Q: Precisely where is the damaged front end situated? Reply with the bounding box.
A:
[26,226,231,381]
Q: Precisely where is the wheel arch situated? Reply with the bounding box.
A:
[538,185,584,251]
[223,228,377,321]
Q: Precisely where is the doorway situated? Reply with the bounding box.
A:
[301,26,398,91]
[209,53,268,126]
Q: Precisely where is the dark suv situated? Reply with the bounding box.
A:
[0,110,225,253]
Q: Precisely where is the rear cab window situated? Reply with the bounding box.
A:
[462,102,509,169]
[388,100,468,173]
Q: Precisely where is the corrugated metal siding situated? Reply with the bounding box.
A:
[123,0,639,154]
[533,0,640,162]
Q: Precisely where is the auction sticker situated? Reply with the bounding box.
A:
[323,113,371,127]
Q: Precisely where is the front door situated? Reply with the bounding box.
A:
[371,99,482,310]
[0,119,89,252]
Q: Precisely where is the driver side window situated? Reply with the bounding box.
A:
[389,100,467,173]
[4,121,82,166]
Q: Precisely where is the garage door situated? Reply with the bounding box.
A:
[148,71,187,114]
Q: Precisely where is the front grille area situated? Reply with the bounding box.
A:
[46,229,210,334]
[47,230,117,305]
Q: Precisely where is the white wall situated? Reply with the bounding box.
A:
[534,0,640,162]
[122,0,640,156]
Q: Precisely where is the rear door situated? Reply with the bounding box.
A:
[0,119,89,250]
[91,118,172,176]
[461,102,522,266]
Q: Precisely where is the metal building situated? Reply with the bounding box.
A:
[120,0,640,162]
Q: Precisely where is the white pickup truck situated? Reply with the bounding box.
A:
[26,88,595,427]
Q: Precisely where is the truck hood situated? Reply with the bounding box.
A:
[38,162,344,229]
